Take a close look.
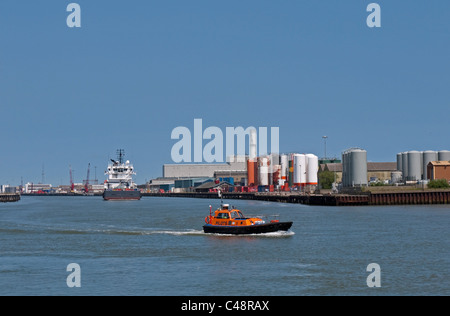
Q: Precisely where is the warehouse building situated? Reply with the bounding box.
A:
[163,156,247,178]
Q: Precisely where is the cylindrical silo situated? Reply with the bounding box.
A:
[402,152,409,181]
[280,154,288,186]
[293,154,307,186]
[288,154,294,187]
[342,148,367,187]
[258,157,269,186]
[350,149,368,187]
[247,159,257,186]
[342,150,349,187]
[306,154,319,185]
[422,151,438,180]
[407,151,422,182]
[249,129,257,161]
[396,153,403,172]
[391,171,402,184]
[268,153,279,186]
[438,150,450,162]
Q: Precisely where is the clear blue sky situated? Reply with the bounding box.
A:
[1,0,449,185]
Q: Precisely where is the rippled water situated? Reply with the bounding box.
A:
[0,196,449,295]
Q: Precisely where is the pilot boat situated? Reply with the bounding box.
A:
[203,204,293,235]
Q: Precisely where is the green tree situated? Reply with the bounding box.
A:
[319,170,335,190]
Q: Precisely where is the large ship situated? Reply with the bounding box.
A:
[103,150,141,201]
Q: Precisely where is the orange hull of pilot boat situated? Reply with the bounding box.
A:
[203,204,293,235]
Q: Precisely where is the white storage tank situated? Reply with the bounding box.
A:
[306,154,319,185]
[249,129,257,160]
[280,154,288,186]
[391,171,403,184]
[268,153,280,185]
[407,151,422,181]
[258,156,269,186]
[293,154,307,186]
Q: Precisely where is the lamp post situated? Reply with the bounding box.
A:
[322,136,328,160]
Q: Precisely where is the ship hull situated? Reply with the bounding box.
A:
[203,222,292,235]
[103,190,141,201]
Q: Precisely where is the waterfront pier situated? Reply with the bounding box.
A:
[0,194,21,203]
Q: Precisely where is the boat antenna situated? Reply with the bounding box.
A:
[117,149,125,164]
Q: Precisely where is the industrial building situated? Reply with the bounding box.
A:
[397,150,450,182]
[0,185,17,194]
[163,156,247,178]
[193,181,234,193]
[24,183,53,194]
[320,162,398,184]
[214,170,248,186]
[427,161,450,182]
[153,151,321,193]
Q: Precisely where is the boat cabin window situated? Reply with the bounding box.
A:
[216,212,230,219]
[230,211,244,219]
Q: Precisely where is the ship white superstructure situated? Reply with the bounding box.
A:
[104,150,137,190]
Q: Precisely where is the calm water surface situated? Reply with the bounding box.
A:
[0,196,449,295]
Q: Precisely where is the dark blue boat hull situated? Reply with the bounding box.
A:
[203,222,292,235]
[103,190,141,201]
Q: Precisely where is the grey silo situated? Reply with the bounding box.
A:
[343,150,353,187]
[402,152,409,180]
[422,151,438,180]
[342,148,368,187]
[397,153,403,172]
[407,151,422,181]
[341,151,348,187]
[346,150,352,187]
[352,149,368,187]
[438,150,450,162]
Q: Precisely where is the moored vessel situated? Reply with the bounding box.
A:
[103,149,141,201]
[203,204,292,235]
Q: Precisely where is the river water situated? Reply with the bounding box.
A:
[0,196,449,296]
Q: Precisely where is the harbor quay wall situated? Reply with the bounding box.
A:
[369,190,450,206]
[0,194,21,203]
[142,192,368,206]
[142,191,450,206]
[16,191,450,206]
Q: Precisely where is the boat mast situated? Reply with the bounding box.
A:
[117,149,125,164]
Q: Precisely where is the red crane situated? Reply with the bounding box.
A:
[69,165,75,192]
[85,163,90,193]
